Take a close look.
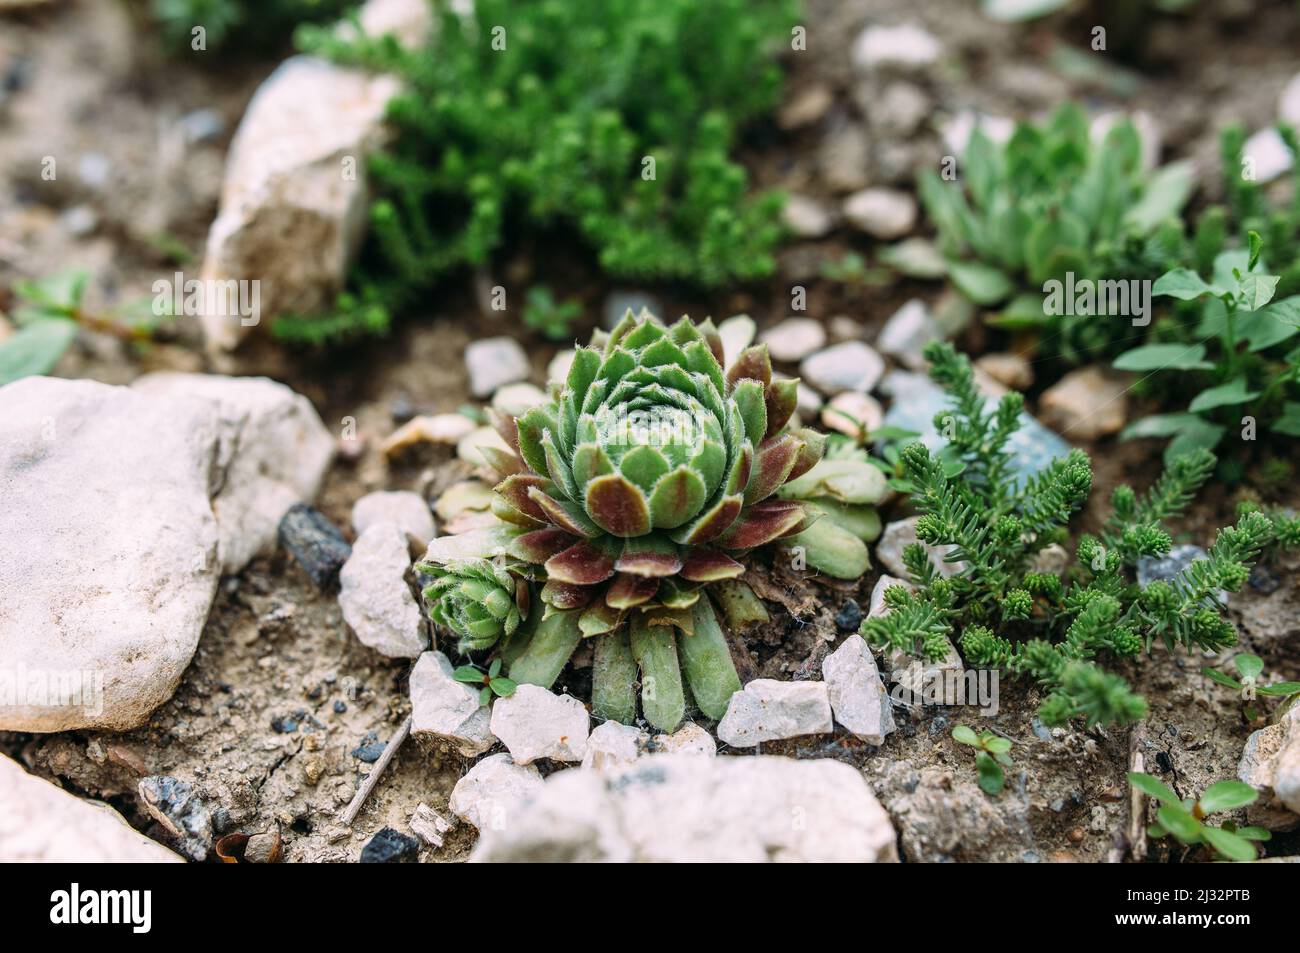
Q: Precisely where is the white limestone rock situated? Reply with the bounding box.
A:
[471,754,898,863]
[448,753,544,832]
[0,755,183,862]
[351,490,435,554]
[200,56,401,350]
[409,651,493,757]
[133,372,335,573]
[580,720,648,772]
[0,377,222,732]
[489,684,590,764]
[716,679,834,747]
[823,635,895,744]
[338,522,427,659]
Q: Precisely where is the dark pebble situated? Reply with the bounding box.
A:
[834,599,863,633]
[389,396,416,424]
[360,827,420,863]
[352,742,386,763]
[278,504,351,590]
[333,700,347,714]
[1248,564,1280,595]
[3,57,29,94]
[271,715,298,733]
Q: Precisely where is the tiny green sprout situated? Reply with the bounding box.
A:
[1202,652,1300,723]
[522,286,583,342]
[953,725,1014,796]
[1129,772,1270,862]
[452,658,517,707]
[819,252,887,287]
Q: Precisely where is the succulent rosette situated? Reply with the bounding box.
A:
[422,311,829,730]
[423,558,530,655]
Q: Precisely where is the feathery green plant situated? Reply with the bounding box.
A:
[861,341,1282,728]
[419,312,882,731]
[289,0,797,342]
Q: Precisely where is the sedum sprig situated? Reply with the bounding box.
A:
[862,341,1285,728]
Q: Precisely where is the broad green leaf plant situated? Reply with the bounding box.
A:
[1117,231,1300,466]
[895,103,1194,364]
[1129,773,1269,862]
[419,312,886,731]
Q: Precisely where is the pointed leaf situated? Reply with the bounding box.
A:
[545,540,616,585]
[604,573,661,609]
[614,535,683,577]
[669,494,742,545]
[647,467,708,529]
[715,499,806,549]
[726,343,772,389]
[585,474,652,537]
[763,377,799,438]
[527,487,601,538]
[744,433,803,505]
[507,527,576,564]
[731,378,768,447]
[494,474,555,524]
[539,579,595,610]
[679,548,746,582]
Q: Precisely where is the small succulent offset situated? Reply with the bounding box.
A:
[423,559,531,655]
[952,725,1014,796]
[861,341,1283,728]
[1129,773,1270,862]
[420,312,866,731]
[895,104,1193,364]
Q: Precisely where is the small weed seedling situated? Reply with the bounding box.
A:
[1129,772,1269,862]
[0,272,165,386]
[522,286,583,342]
[1202,652,1300,723]
[953,725,1013,795]
[452,658,517,708]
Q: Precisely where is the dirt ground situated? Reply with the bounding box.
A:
[2,0,1298,862]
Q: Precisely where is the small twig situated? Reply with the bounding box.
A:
[340,715,411,826]
[1110,721,1149,863]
